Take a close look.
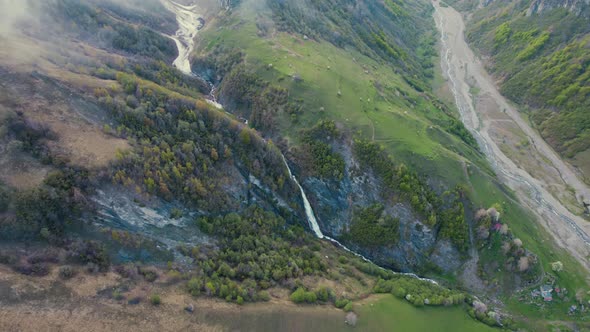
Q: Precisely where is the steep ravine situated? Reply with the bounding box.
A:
[160,0,204,74]
[295,148,463,275]
[280,155,442,284]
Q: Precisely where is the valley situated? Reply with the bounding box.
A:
[0,0,589,330]
[433,1,590,271]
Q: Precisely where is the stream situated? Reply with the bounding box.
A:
[160,0,223,109]
[160,0,202,74]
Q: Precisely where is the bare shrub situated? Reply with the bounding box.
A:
[473,300,487,314]
[477,226,490,239]
[474,209,488,221]
[487,207,500,221]
[499,224,509,235]
[501,242,511,254]
[551,261,563,272]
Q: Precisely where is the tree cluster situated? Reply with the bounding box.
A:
[177,206,326,304]
[352,138,469,251]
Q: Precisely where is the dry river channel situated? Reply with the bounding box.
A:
[433,0,590,271]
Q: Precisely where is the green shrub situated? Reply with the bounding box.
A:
[343,204,399,247]
[516,32,550,61]
[187,277,202,296]
[58,265,76,279]
[343,302,354,312]
[140,268,158,282]
[392,286,406,298]
[170,208,183,219]
[112,289,124,301]
[373,278,465,307]
[290,287,317,304]
[304,291,317,303]
[150,294,161,305]
[257,290,271,301]
[335,298,351,309]
[315,287,332,302]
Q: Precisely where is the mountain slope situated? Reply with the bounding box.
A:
[193,0,590,325]
[193,0,491,272]
[453,0,590,181]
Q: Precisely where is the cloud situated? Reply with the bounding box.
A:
[0,0,32,37]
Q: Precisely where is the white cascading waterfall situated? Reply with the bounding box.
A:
[280,155,438,285]
[163,0,439,286]
[280,154,324,238]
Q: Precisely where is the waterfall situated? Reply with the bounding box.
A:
[280,154,439,285]
[280,154,324,238]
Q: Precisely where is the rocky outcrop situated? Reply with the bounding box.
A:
[480,0,589,17]
[526,0,590,16]
[300,145,462,273]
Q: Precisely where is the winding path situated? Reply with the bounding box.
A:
[433,1,590,271]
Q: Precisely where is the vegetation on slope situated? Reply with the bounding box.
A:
[192,0,590,327]
[103,70,295,213]
[42,0,177,61]
[344,204,400,247]
[463,1,590,173]
[352,138,469,251]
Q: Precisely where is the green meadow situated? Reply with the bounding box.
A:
[198,12,489,187]
[355,295,497,332]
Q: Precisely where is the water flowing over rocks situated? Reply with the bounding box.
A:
[433,0,590,270]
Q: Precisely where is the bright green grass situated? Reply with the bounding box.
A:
[197,14,487,186]
[356,295,497,332]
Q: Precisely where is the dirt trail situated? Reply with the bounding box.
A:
[433,1,590,271]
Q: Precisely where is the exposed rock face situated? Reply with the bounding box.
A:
[481,0,589,17]
[219,0,236,10]
[526,0,590,16]
[301,146,462,273]
[92,160,302,256]
[196,47,466,275]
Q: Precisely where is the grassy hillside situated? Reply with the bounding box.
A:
[193,0,590,327]
[356,295,497,332]
[460,0,590,179]
[196,0,487,186]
